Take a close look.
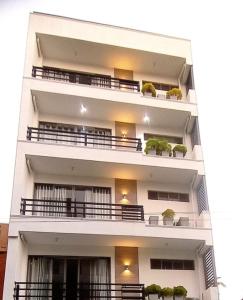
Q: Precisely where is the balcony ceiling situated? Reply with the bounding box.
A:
[22,231,203,251]
[27,154,197,185]
[33,90,190,130]
[38,33,186,78]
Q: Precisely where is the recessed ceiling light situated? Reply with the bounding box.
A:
[143,114,150,124]
[80,104,87,114]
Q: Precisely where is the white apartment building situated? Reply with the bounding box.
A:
[3,12,218,300]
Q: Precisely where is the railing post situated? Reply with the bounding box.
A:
[141,207,145,221]
[84,133,87,146]
[136,139,142,151]
[32,67,36,77]
[21,199,26,215]
[83,203,86,218]
[142,285,145,300]
[27,127,31,140]
[15,283,20,300]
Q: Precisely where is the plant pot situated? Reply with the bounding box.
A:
[161,151,170,157]
[147,149,156,155]
[163,217,174,226]
[169,95,178,100]
[148,294,160,300]
[157,94,166,100]
[149,216,159,225]
[163,297,173,300]
[174,296,185,300]
[176,217,189,226]
[174,151,184,158]
[144,92,153,97]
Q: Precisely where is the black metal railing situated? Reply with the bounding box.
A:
[14,282,145,299]
[20,198,145,221]
[27,127,142,151]
[32,66,140,92]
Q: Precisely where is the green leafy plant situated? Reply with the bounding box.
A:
[173,144,187,156]
[145,284,162,295]
[142,83,156,97]
[162,209,175,218]
[173,286,187,296]
[144,138,159,154]
[161,287,174,297]
[166,88,182,100]
[158,139,172,155]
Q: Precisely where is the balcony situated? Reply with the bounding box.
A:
[14,282,145,300]
[27,126,142,151]
[20,198,145,221]
[32,66,140,92]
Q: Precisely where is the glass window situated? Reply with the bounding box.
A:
[150,259,161,269]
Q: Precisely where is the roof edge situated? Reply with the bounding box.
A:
[31,11,191,42]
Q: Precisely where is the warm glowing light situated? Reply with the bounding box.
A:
[80,104,87,114]
[121,193,129,204]
[143,114,150,124]
[121,130,128,141]
[123,260,131,266]
[124,265,129,271]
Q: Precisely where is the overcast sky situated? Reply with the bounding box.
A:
[1,0,243,299]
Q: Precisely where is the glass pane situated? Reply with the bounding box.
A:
[173,260,183,270]
[148,191,158,200]
[150,259,161,269]
[184,260,195,270]
[162,260,172,270]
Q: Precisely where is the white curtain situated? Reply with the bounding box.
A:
[34,185,67,217]
[90,259,110,300]
[83,188,111,219]
[27,257,52,300]
[83,190,93,218]
[93,188,111,219]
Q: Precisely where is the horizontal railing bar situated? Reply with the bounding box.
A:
[29,137,138,149]
[32,66,140,91]
[33,66,140,85]
[20,198,145,221]
[28,126,140,141]
[15,282,144,286]
[14,282,145,298]
[21,210,141,220]
[21,198,143,208]
[27,127,142,151]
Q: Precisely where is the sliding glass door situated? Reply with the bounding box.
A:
[27,256,110,300]
[33,184,112,219]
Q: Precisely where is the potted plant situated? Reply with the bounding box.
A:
[144,138,159,155]
[158,139,172,157]
[162,209,175,226]
[166,88,182,100]
[142,83,156,97]
[173,145,187,158]
[160,287,174,300]
[173,286,187,300]
[145,284,162,300]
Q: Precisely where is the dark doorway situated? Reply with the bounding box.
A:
[66,259,78,299]
[52,259,65,300]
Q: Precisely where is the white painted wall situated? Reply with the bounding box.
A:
[138,247,201,299]
[137,181,193,216]
[3,236,28,300]
[24,13,192,78]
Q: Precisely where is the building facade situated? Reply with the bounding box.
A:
[0,224,8,300]
[3,12,218,300]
